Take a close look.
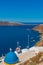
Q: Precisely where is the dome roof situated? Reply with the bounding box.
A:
[4,52,19,64]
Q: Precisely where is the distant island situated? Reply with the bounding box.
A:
[0,21,23,26]
[0,21,40,26]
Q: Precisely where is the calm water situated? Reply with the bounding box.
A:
[0,25,41,56]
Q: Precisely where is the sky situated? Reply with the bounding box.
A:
[0,0,43,22]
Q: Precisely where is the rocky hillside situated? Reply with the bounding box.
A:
[33,24,43,46]
[35,40,43,46]
[33,24,43,33]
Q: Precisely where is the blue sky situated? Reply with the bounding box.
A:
[0,0,43,22]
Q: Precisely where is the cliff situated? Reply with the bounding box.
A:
[33,24,43,46]
[35,40,43,46]
[33,24,43,33]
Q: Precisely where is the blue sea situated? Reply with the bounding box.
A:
[0,25,41,57]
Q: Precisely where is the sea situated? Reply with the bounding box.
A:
[0,25,41,56]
